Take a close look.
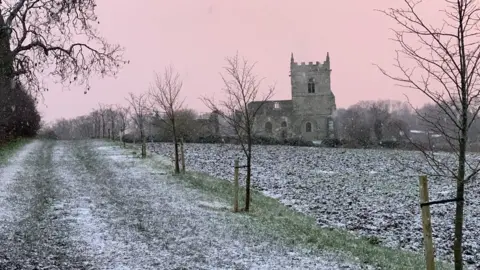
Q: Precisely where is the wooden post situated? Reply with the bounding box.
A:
[180,138,185,173]
[419,175,435,270]
[233,159,239,212]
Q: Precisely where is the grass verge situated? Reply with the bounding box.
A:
[0,138,30,164]
[176,171,452,270]
[116,141,453,269]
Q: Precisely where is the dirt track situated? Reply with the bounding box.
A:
[0,140,361,270]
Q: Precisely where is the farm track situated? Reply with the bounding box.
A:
[0,140,363,269]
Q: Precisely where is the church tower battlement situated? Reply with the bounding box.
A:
[289,53,335,116]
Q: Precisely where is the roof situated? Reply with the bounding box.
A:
[248,99,292,105]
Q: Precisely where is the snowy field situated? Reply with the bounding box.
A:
[0,140,367,269]
[149,142,480,268]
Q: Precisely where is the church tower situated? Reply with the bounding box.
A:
[289,53,336,140]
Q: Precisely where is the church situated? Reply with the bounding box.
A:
[248,53,337,141]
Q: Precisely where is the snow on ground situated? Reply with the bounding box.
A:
[0,141,41,233]
[90,140,368,269]
[1,140,370,269]
[149,142,480,268]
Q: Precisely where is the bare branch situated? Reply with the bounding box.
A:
[0,0,128,94]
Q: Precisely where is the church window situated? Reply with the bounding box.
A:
[274,102,280,109]
[308,78,315,93]
[305,122,312,132]
[265,122,273,133]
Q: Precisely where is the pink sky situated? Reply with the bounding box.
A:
[39,0,436,122]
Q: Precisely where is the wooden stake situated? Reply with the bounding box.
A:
[419,175,435,270]
[180,138,185,173]
[233,159,239,212]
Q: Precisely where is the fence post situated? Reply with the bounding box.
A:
[180,138,185,173]
[419,175,435,270]
[233,159,239,212]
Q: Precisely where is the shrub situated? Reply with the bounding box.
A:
[197,135,223,144]
[37,129,58,140]
[252,136,281,145]
[322,138,342,147]
[284,138,315,147]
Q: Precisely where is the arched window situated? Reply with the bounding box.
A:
[281,121,287,128]
[265,122,273,133]
[307,78,315,93]
[305,122,312,132]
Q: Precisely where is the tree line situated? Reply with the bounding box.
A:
[41,53,273,212]
[335,99,480,151]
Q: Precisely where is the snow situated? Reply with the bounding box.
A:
[149,142,480,268]
[0,140,370,269]
[0,141,41,229]
[90,141,367,269]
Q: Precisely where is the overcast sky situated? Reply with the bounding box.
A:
[38,0,440,122]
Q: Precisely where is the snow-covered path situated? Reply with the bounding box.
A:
[0,140,365,269]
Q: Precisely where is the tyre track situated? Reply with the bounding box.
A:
[0,141,93,269]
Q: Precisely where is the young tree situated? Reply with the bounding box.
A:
[116,104,130,147]
[378,1,480,268]
[126,92,149,158]
[106,105,118,140]
[149,66,184,174]
[342,106,371,146]
[98,103,108,138]
[202,53,274,212]
[90,110,102,138]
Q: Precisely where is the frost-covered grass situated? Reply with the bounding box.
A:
[174,142,480,268]
[145,142,479,268]
[178,171,450,270]
[121,141,454,270]
[0,138,30,164]
[3,139,375,269]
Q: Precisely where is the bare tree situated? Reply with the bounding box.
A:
[126,92,149,158]
[369,101,391,142]
[106,105,118,140]
[202,53,274,212]
[116,104,130,147]
[342,106,371,146]
[149,66,184,174]
[98,104,108,138]
[89,110,101,138]
[377,1,480,268]
[0,0,127,94]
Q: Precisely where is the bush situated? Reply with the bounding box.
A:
[122,133,137,143]
[321,138,341,147]
[252,136,281,145]
[197,135,223,144]
[380,140,400,149]
[0,81,41,144]
[283,138,315,147]
[37,129,58,140]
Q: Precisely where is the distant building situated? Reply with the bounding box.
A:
[248,53,337,141]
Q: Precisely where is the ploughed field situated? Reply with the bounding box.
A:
[149,142,480,268]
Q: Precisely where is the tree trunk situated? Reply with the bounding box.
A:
[245,132,252,211]
[453,178,465,270]
[172,118,180,174]
[0,17,15,106]
[453,96,468,270]
[141,129,146,158]
[111,120,115,140]
[102,118,106,138]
